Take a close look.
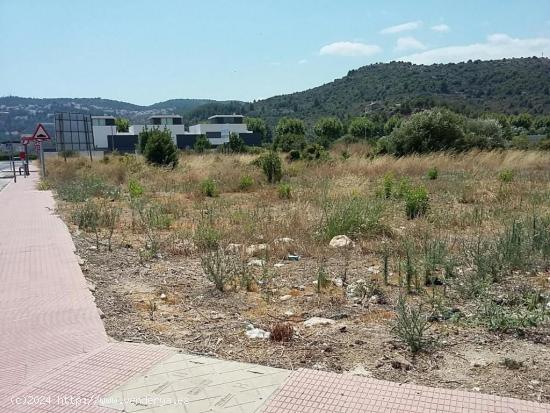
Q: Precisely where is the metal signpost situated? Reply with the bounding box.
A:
[21,123,51,177]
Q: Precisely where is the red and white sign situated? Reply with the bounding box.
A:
[21,123,51,145]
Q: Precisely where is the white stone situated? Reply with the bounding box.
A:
[345,364,372,377]
[247,259,265,267]
[333,278,343,287]
[329,235,354,248]
[160,293,167,300]
[284,310,294,316]
[274,263,285,268]
[76,255,85,265]
[226,243,243,254]
[246,244,268,256]
[274,237,294,244]
[304,317,336,327]
[280,295,292,301]
[86,280,96,292]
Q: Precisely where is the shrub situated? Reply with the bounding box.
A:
[72,199,101,249]
[143,129,178,167]
[498,169,514,183]
[200,178,219,197]
[194,222,221,251]
[427,167,438,180]
[316,263,331,293]
[387,109,465,155]
[319,195,384,240]
[314,116,344,148]
[539,138,550,150]
[128,179,144,199]
[238,175,254,191]
[393,296,430,353]
[270,322,294,342]
[57,175,119,202]
[275,118,306,152]
[301,143,329,161]
[288,149,301,161]
[258,151,282,183]
[229,132,246,153]
[511,134,530,150]
[194,134,211,153]
[201,249,237,292]
[405,186,429,219]
[377,172,394,199]
[278,183,291,199]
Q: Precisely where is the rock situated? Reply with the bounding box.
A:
[297,285,306,291]
[274,263,285,268]
[160,293,167,300]
[333,278,343,287]
[88,246,97,251]
[339,326,347,333]
[284,310,294,317]
[367,266,380,274]
[304,317,336,327]
[97,308,105,319]
[246,244,268,256]
[226,243,243,254]
[390,356,413,371]
[245,324,270,339]
[369,295,380,304]
[86,280,96,292]
[275,237,294,244]
[280,295,292,302]
[247,259,265,267]
[345,364,372,377]
[76,255,86,265]
[329,235,354,248]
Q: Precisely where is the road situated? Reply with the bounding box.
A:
[0,160,15,192]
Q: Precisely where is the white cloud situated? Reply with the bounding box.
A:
[298,59,308,64]
[380,20,422,34]
[395,36,426,51]
[400,33,550,64]
[431,24,450,33]
[319,41,382,57]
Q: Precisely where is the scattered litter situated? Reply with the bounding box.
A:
[286,254,300,261]
[279,295,292,301]
[245,323,270,339]
[248,259,265,267]
[274,263,285,268]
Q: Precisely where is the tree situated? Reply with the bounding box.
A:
[511,113,533,130]
[349,117,375,139]
[143,129,178,167]
[245,117,269,142]
[115,118,130,133]
[387,109,465,155]
[314,117,343,147]
[229,132,246,153]
[274,117,306,152]
[194,134,211,153]
[138,127,152,153]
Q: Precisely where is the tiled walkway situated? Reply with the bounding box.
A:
[1,172,549,413]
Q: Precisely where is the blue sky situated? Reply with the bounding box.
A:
[1,0,550,105]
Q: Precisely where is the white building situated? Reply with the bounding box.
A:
[91,116,117,149]
[188,115,250,145]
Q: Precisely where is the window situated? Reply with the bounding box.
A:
[105,118,115,126]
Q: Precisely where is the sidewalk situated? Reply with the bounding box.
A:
[1,173,549,413]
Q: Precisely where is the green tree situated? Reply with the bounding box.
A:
[274,117,306,152]
[349,117,375,139]
[245,117,269,142]
[143,129,178,167]
[314,116,343,147]
[229,132,246,153]
[511,113,533,130]
[387,109,465,155]
[193,134,211,153]
[115,118,130,133]
[138,127,152,153]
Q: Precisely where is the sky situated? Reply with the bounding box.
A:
[1,0,550,105]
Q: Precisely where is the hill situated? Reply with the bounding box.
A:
[245,57,550,128]
[2,57,549,139]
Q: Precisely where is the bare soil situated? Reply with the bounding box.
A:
[73,232,550,404]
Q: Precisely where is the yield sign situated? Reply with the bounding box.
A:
[31,123,51,141]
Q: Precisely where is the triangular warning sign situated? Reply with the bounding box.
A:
[32,123,51,141]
